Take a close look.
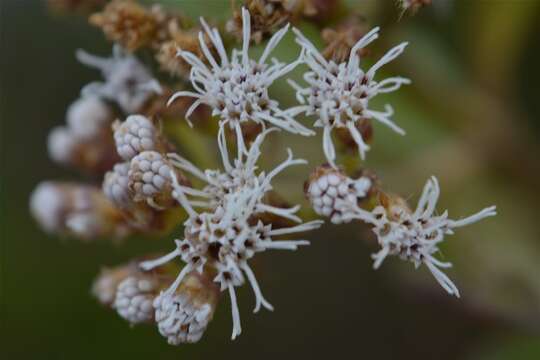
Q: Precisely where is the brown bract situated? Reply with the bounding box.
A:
[321,16,369,63]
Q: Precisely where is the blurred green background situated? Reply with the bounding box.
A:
[2,0,540,358]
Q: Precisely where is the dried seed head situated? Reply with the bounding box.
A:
[227,0,299,44]
[66,96,113,139]
[30,181,131,240]
[321,16,369,63]
[128,151,188,209]
[154,271,219,345]
[113,115,162,161]
[114,275,160,324]
[89,0,163,51]
[306,165,373,224]
[156,21,212,78]
[103,162,131,209]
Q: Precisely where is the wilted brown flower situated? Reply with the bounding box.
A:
[321,16,368,62]
[227,0,301,43]
[89,0,165,51]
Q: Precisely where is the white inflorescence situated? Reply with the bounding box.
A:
[306,167,372,224]
[113,115,160,161]
[114,276,158,324]
[77,45,162,114]
[341,176,497,297]
[103,162,131,209]
[140,129,323,340]
[154,291,213,345]
[168,7,314,155]
[128,150,175,209]
[289,27,410,167]
[66,95,112,139]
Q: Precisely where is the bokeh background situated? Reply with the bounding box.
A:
[2,0,540,358]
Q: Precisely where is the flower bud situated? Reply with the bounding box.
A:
[92,264,135,306]
[113,115,163,161]
[305,165,374,224]
[30,181,131,240]
[128,151,189,209]
[114,275,160,324]
[154,271,219,345]
[67,96,113,139]
[103,162,131,209]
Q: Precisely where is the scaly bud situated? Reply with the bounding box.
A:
[128,151,189,209]
[154,271,220,345]
[30,182,131,240]
[113,115,164,161]
[305,165,374,224]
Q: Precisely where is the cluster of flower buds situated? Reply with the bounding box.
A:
[47,95,119,173]
[30,182,131,240]
[35,0,498,348]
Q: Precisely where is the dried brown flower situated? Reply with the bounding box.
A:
[89,0,165,51]
[321,16,368,62]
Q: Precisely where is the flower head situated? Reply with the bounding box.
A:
[113,115,163,161]
[289,27,410,166]
[168,7,314,155]
[154,272,219,345]
[114,275,159,324]
[306,165,373,224]
[141,130,322,339]
[341,176,496,297]
[77,45,162,113]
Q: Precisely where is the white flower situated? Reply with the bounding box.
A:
[168,7,314,155]
[341,176,496,297]
[289,27,410,167]
[141,131,323,340]
[76,45,162,114]
[114,276,157,324]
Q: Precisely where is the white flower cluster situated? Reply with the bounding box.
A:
[333,176,496,297]
[77,45,162,114]
[141,129,322,340]
[168,7,314,154]
[289,27,410,167]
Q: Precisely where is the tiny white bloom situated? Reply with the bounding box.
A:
[141,131,322,339]
[77,45,162,114]
[341,176,496,297]
[289,27,410,167]
[168,7,314,155]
